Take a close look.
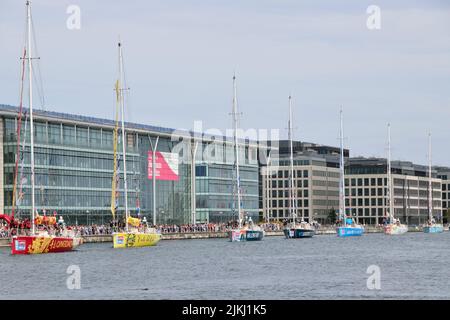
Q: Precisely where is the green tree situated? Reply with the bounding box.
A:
[443,209,450,224]
[327,208,337,225]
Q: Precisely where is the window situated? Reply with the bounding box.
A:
[63,125,76,144]
[195,165,207,177]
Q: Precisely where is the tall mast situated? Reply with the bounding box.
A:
[428,132,432,222]
[339,108,346,226]
[232,74,242,228]
[26,1,36,235]
[387,123,394,220]
[288,95,296,226]
[118,41,129,232]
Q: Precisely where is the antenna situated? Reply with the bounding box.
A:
[232,73,243,228]
[387,123,394,220]
[339,107,346,226]
[428,132,432,222]
[288,95,297,226]
[118,40,129,232]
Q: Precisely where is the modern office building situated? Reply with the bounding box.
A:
[346,157,442,225]
[0,104,260,225]
[436,166,450,221]
[260,141,348,224]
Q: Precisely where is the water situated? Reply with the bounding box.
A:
[1,232,450,299]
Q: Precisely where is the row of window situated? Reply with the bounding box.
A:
[4,118,137,150]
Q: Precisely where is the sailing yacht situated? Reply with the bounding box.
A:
[336,109,364,237]
[111,41,161,248]
[283,96,314,239]
[11,1,82,254]
[383,124,408,235]
[229,74,264,242]
[423,133,443,234]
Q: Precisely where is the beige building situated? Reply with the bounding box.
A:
[261,151,341,224]
[346,158,442,225]
[436,166,450,220]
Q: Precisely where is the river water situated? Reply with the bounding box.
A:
[1,232,449,299]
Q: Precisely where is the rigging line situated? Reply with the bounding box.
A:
[31,60,45,109]
[12,47,27,217]
[17,112,29,220]
[30,12,46,109]
[121,50,133,124]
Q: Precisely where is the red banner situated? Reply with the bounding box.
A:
[148,151,179,181]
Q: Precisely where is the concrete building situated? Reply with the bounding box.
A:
[346,157,442,225]
[436,166,450,221]
[0,104,260,225]
[260,141,348,224]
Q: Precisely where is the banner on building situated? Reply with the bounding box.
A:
[148,151,179,181]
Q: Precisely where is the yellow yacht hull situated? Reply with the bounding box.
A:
[113,232,161,248]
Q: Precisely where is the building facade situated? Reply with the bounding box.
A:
[436,166,450,221]
[346,158,442,225]
[0,104,259,225]
[260,141,347,224]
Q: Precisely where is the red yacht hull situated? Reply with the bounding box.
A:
[11,235,81,255]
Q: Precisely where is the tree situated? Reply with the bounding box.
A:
[327,208,337,225]
[443,209,450,224]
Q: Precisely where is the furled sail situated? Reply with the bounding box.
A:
[110,79,121,220]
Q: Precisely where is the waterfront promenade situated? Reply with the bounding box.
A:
[0,225,426,247]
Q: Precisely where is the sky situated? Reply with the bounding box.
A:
[0,0,449,166]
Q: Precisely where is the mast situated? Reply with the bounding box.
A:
[387,123,394,221]
[339,108,346,226]
[428,132,433,223]
[26,1,36,235]
[232,74,243,228]
[118,41,129,232]
[288,95,296,226]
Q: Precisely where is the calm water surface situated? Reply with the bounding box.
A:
[1,232,449,299]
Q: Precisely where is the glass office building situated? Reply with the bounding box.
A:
[0,104,260,225]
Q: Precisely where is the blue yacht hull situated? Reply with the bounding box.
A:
[336,226,364,237]
[423,226,444,234]
[229,229,264,242]
[284,228,315,239]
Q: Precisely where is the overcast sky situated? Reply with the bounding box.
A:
[1,0,449,165]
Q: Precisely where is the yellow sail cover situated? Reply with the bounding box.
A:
[127,216,141,227]
[110,80,120,220]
